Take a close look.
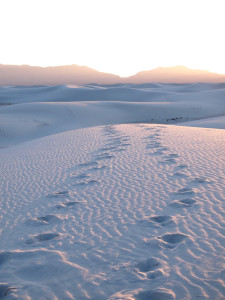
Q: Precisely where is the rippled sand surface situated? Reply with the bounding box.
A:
[0,124,225,299]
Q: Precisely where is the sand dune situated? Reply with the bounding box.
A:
[0,100,222,147]
[1,82,225,105]
[0,83,225,299]
[179,115,225,129]
[0,83,225,147]
[0,124,225,299]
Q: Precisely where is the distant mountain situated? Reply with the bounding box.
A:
[128,66,225,84]
[0,64,121,85]
[0,64,225,85]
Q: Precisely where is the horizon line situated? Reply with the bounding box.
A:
[1,63,225,78]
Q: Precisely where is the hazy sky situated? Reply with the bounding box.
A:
[1,0,224,76]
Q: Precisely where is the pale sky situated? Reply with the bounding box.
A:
[1,0,225,76]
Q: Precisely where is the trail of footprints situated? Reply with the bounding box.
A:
[134,124,215,293]
[0,126,132,297]
[134,257,164,280]
[1,124,215,299]
[21,125,131,246]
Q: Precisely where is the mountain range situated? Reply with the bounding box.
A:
[0,64,225,85]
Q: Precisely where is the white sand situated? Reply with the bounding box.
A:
[179,115,225,129]
[1,83,225,147]
[0,84,225,299]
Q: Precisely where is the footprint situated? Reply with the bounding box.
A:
[162,158,177,164]
[176,164,188,169]
[156,147,169,154]
[26,215,62,225]
[105,141,119,147]
[94,154,114,161]
[160,147,169,151]
[170,198,197,208]
[114,148,126,152]
[106,137,122,143]
[146,233,187,250]
[150,150,165,156]
[167,153,179,158]
[141,215,173,227]
[78,161,98,167]
[37,215,61,223]
[55,201,78,209]
[34,233,60,242]
[147,270,164,279]
[94,152,109,157]
[145,137,161,142]
[146,143,162,149]
[120,142,130,146]
[159,233,187,247]
[175,187,195,196]
[144,127,154,131]
[146,144,157,149]
[25,233,60,244]
[47,191,70,198]
[99,146,117,151]
[191,177,213,184]
[74,179,99,186]
[74,181,88,186]
[89,165,108,172]
[149,215,173,226]
[148,134,160,138]
[64,201,78,207]
[72,173,90,180]
[136,289,175,300]
[0,284,16,297]
[135,258,160,272]
[121,137,130,142]
[173,171,188,177]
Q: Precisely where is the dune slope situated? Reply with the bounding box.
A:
[0,124,225,299]
[1,83,225,147]
[0,83,225,299]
